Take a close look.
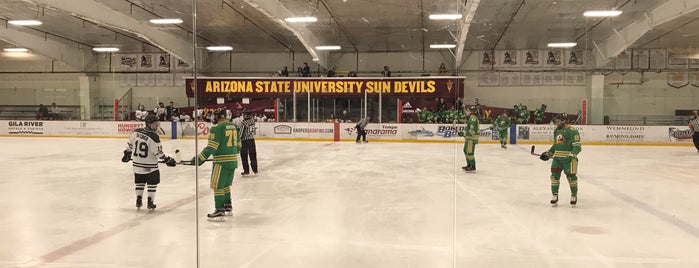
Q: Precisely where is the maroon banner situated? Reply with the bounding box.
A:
[185,77,464,98]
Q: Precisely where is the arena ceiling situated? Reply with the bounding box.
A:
[0,0,698,68]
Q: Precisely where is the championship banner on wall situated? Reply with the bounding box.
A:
[523,50,542,68]
[633,49,650,69]
[667,72,689,89]
[565,49,585,68]
[544,49,562,67]
[185,77,466,98]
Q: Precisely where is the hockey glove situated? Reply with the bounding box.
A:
[121,150,132,163]
[189,156,205,166]
[163,156,177,167]
[539,151,552,161]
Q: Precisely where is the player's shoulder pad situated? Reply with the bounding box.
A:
[135,128,161,143]
[568,126,577,130]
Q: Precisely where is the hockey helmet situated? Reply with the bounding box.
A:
[144,114,159,130]
[213,108,228,123]
[556,113,569,123]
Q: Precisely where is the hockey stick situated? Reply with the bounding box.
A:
[530,145,542,156]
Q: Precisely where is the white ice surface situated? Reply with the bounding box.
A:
[0,137,697,268]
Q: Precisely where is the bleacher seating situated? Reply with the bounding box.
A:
[0,105,81,120]
[605,115,689,126]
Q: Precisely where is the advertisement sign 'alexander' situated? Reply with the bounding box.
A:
[186,77,464,98]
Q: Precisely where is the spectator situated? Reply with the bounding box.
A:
[297,67,303,77]
[280,66,289,77]
[382,66,391,77]
[37,104,48,120]
[154,102,166,121]
[348,71,357,77]
[135,104,148,121]
[49,103,60,120]
[438,63,447,75]
[166,101,175,121]
[302,62,311,77]
[327,67,335,77]
[454,98,463,111]
[436,98,447,112]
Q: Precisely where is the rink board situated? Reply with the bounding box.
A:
[0,120,694,145]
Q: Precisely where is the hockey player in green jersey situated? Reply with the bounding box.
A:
[190,108,241,221]
[534,104,546,124]
[538,113,581,207]
[494,111,512,148]
[517,105,530,124]
[460,106,480,172]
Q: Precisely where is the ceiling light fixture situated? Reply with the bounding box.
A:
[312,58,319,62]
[3,48,29,52]
[315,45,341,50]
[206,46,233,51]
[547,42,577,48]
[8,20,42,26]
[583,10,622,17]
[92,47,119,52]
[285,17,318,23]
[430,44,456,49]
[149,18,184,24]
[428,14,463,20]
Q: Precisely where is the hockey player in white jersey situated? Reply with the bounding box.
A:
[121,114,176,210]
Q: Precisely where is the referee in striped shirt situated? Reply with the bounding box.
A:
[690,111,699,153]
[238,109,258,175]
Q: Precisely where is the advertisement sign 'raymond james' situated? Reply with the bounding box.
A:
[185,77,464,98]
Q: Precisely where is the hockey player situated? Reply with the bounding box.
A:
[538,113,581,207]
[494,111,512,148]
[534,104,547,124]
[189,108,241,221]
[121,114,177,210]
[688,111,699,153]
[517,105,530,124]
[238,109,258,176]
[461,106,480,172]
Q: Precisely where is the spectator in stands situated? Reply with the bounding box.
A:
[166,101,175,121]
[382,66,391,77]
[454,98,463,111]
[37,104,48,120]
[155,102,166,121]
[474,103,484,120]
[348,71,357,77]
[280,66,289,77]
[302,62,311,77]
[297,67,303,77]
[437,98,447,112]
[438,63,447,75]
[49,103,60,120]
[135,104,148,121]
[327,67,336,77]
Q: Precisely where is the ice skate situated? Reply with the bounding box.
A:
[147,197,156,210]
[240,171,250,176]
[463,166,476,172]
[136,196,143,209]
[461,165,470,171]
[570,195,577,207]
[223,201,233,216]
[550,194,559,207]
[207,209,226,222]
[363,140,368,143]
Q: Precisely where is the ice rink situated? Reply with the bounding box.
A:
[0,137,698,268]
